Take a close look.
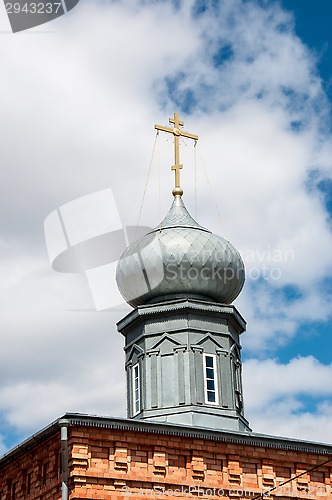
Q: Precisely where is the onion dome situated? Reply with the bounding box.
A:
[116,196,245,308]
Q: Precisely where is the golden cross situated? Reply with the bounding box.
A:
[155,112,198,197]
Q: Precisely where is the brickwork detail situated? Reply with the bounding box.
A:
[1,424,332,499]
[0,433,61,499]
[227,456,242,486]
[114,443,129,472]
[153,450,166,476]
[68,427,332,499]
[191,453,205,481]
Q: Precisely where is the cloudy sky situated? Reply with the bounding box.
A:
[1,0,332,454]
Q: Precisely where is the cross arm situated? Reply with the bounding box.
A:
[180,131,198,141]
[154,124,198,141]
[154,124,173,133]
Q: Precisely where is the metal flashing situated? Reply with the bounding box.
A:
[1,412,332,471]
[117,298,247,333]
[63,413,332,454]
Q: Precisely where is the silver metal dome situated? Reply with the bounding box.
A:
[116,196,245,307]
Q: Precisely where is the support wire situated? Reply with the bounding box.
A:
[252,455,332,500]
[196,144,223,223]
[135,132,159,238]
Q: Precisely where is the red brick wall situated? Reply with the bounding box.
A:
[1,424,331,500]
[0,431,61,500]
[68,426,332,500]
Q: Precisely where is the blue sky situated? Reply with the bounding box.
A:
[1,0,332,454]
[258,0,332,362]
[281,0,332,99]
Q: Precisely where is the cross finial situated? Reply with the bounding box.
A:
[155,112,198,197]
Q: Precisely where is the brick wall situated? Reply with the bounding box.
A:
[1,423,331,500]
[0,431,61,500]
[68,426,332,500]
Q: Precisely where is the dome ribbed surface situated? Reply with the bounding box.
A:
[116,197,245,307]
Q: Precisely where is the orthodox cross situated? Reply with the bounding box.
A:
[155,112,198,197]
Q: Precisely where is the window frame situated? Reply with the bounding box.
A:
[132,362,141,416]
[203,353,219,405]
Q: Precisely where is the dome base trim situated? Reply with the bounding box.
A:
[147,292,217,305]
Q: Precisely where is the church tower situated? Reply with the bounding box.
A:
[5,113,332,500]
[116,113,250,432]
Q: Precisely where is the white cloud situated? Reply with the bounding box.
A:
[244,356,332,443]
[244,356,332,406]
[0,369,126,433]
[249,398,332,444]
[0,248,126,437]
[0,0,332,449]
